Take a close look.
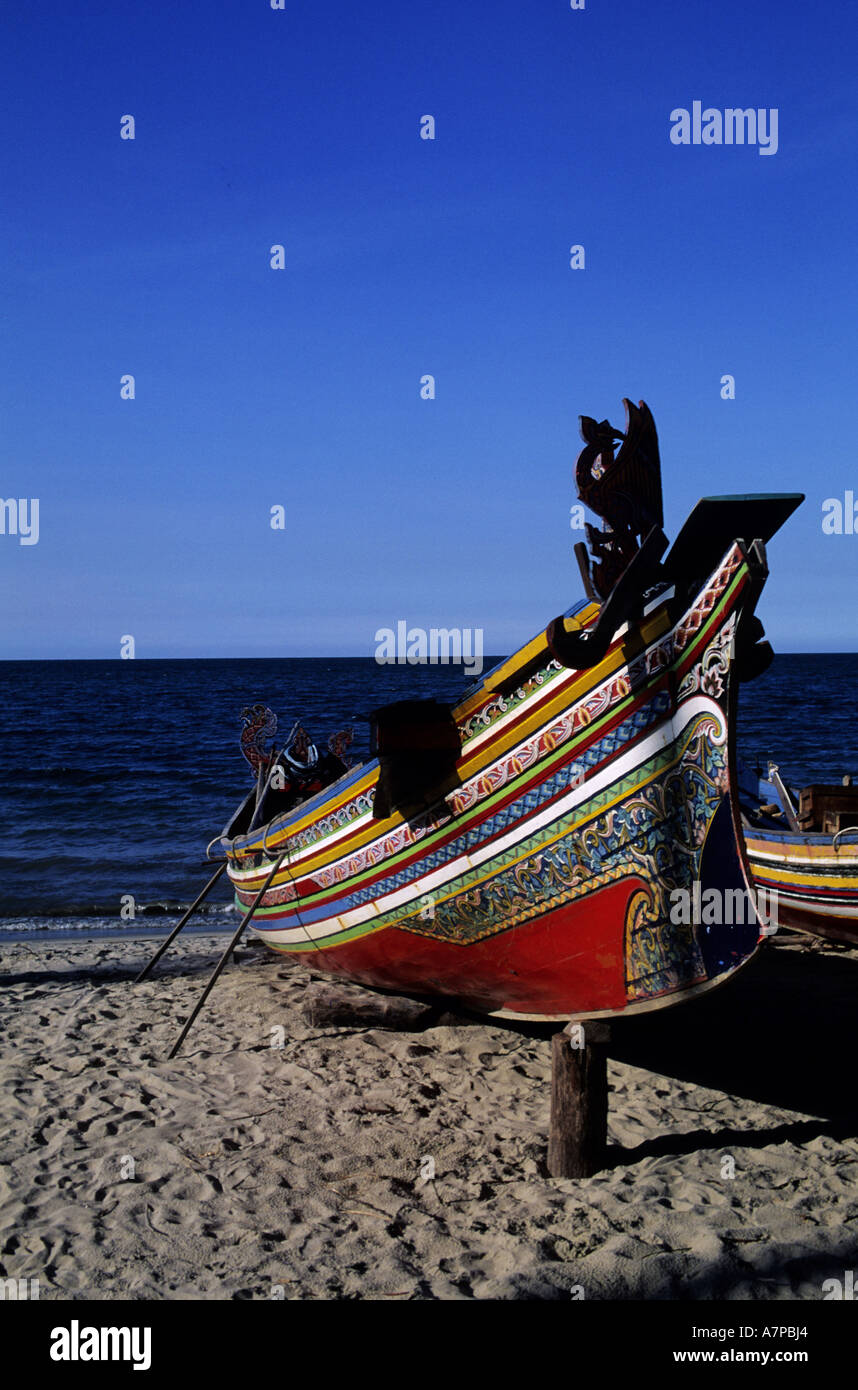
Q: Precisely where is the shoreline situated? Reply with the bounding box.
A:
[0,923,240,947]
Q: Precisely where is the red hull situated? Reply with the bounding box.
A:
[290,877,637,1017]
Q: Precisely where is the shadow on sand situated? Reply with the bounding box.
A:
[603,936,858,1149]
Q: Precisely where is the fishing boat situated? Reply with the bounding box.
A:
[213,399,803,1022]
[740,760,858,944]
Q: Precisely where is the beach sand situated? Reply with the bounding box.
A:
[2,929,857,1301]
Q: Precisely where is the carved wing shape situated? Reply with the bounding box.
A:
[574,398,664,599]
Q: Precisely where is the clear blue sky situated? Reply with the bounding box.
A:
[2,0,856,658]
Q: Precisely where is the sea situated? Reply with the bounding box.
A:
[1,655,856,940]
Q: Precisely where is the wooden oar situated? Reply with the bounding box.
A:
[134,862,228,984]
[168,852,286,1059]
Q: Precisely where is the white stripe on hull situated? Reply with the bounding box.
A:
[748,847,858,871]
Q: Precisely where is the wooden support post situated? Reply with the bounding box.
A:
[547,1020,610,1179]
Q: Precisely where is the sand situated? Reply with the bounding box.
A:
[2,928,858,1301]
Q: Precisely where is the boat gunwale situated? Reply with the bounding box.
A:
[227,542,749,893]
[223,556,735,866]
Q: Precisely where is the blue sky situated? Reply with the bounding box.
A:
[2,0,856,657]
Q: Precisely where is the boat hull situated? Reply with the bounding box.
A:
[745,831,858,945]
[225,543,765,1020]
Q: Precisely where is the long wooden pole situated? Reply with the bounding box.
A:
[168,852,286,1059]
[134,862,228,984]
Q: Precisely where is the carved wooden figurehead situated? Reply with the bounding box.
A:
[574,398,664,601]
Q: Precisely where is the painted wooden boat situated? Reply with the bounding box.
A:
[216,400,803,1021]
[741,762,858,944]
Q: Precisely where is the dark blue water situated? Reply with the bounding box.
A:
[0,655,856,935]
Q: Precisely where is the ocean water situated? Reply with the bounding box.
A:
[1,655,856,938]
[0,659,488,937]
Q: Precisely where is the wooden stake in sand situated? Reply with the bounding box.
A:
[168,852,286,1059]
[547,1020,610,1179]
[134,863,228,984]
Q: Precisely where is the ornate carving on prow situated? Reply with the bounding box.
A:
[239,704,278,778]
[574,399,664,601]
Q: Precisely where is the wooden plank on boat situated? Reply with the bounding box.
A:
[547,1021,610,1179]
[662,493,803,592]
[459,601,599,704]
